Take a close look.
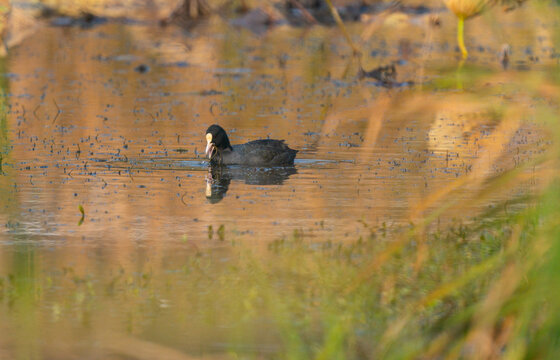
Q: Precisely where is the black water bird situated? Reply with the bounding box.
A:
[205,125,297,166]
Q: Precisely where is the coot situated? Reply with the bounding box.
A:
[205,124,297,166]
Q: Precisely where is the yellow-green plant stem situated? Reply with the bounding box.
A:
[457,15,468,59]
[324,0,361,57]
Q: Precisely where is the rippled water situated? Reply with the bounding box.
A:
[0,3,557,357]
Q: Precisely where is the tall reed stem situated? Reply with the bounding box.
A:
[457,16,468,59]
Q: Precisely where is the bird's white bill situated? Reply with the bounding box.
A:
[205,133,214,158]
[205,142,214,158]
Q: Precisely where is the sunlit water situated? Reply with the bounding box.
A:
[0,4,557,358]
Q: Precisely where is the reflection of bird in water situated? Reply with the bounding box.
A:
[205,169,230,204]
[205,125,297,166]
[443,0,527,59]
[205,165,297,204]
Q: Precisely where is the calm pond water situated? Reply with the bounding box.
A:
[0,3,557,358]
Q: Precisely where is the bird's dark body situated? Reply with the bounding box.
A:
[206,125,297,166]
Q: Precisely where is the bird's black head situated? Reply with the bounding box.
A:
[205,124,233,160]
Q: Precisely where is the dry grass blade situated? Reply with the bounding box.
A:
[376,234,517,358]
[359,4,400,43]
[99,332,225,360]
[324,0,361,58]
[411,100,525,221]
[288,0,317,24]
[358,93,391,163]
[344,235,410,294]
